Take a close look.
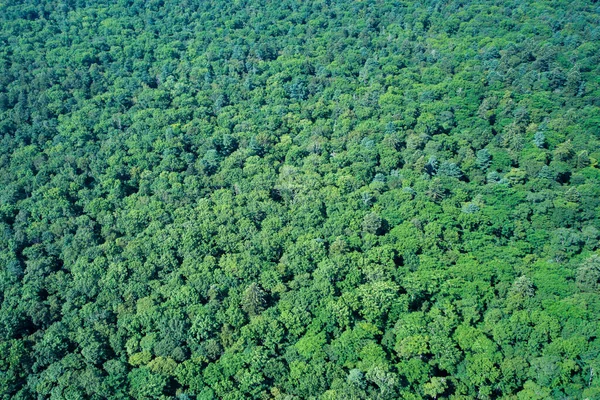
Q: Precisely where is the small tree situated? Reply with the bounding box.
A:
[476,149,492,171]
[362,212,382,235]
[533,131,546,148]
[576,255,600,293]
[241,283,266,317]
[437,161,462,179]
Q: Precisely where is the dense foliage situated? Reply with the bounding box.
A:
[1,0,600,398]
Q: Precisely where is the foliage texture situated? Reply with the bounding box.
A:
[1,0,600,399]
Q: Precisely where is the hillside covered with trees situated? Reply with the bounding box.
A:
[1,0,600,398]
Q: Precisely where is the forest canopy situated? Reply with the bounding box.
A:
[1,0,600,399]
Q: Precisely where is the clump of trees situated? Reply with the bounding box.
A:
[1,0,599,399]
